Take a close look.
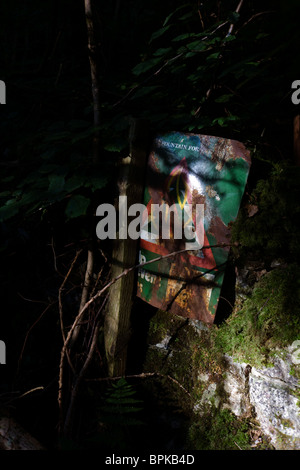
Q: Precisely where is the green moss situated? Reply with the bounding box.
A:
[231,163,300,264]
[186,408,251,450]
[147,309,184,345]
[214,264,300,367]
[144,309,224,408]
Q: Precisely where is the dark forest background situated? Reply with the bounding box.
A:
[0,0,299,451]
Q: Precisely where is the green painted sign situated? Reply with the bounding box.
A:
[137,132,251,324]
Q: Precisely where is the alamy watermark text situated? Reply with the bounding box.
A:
[96,196,204,250]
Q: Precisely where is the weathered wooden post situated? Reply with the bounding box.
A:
[104,119,149,377]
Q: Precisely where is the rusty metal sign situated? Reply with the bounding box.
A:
[136,132,251,324]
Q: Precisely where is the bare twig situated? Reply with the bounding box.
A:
[86,371,192,399]
[69,249,94,348]
[3,387,44,406]
[197,2,205,30]
[234,440,243,450]
[62,294,109,436]
[85,0,101,163]
[50,236,62,276]
[58,250,82,343]
[236,11,275,34]
[227,0,244,37]
[58,241,236,427]
[17,301,56,375]
[58,250,82,375]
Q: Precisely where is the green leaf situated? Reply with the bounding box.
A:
[67,119,90,130]
[132,57,162,76]
[153,47,173,57]
[163,4,189,26]
[215,94,232,103]
[186,40,206,51]
[227,11,240,23]
[64,175,86,192]
[84,175,108,192]
[65,195,90,220]
[149,24,172,43]
[179,11,193,21]
[0,199,20,221]
[103,138,127,152]
[1,176,14,183]
[40,148,58,161]
[48,174,65,194]
[132,85,160,99]
[206,52,220,61]
[185,51,198,58]
[212,115,239,127]
[39,163,60,174]
[173,33,193,42]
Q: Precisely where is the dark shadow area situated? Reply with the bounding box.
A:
[126,297,157,374]
[214,260,236,325]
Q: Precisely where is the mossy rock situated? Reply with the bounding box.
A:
[213,263,300,368]
[186,407,252,450]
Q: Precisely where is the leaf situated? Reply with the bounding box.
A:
[153,47,173,57]
[179,11,193,21]
[132,57,162,76]
[163,4,189,26]
[172,33,193,42]
[186,40,207,52]
[227,11,240,23]
[215,94,232,103]
[84,175,108,192]
[40,148,58,160]
[48,174,65,194]
[65,195,90,220]
[103,139,127,152]
[185,51,198,58]
[212,115,239,127]
[131,85,160,99]
[0,199,20,221]
[64,175,86,192]
[67,119,90,130]
[149,24,172,43]
[206,52,220,61]
[39,163,60,174]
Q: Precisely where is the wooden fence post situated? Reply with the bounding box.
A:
[104,119,150,377]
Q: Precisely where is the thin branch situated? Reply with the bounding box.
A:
[58,250,83,343]
[62,294,109,436]
[69,249,94,348]
[4,387,44,406]
[58,241,236,425]
[227,0,244,37]
[86,371,192,399]
[17,302,56,375]
[84,0,101,163]
[112,53,183,108]
[58,250,82,375]
[197,2,205,30]
[50,236,62,276]
[236,11,275,35]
